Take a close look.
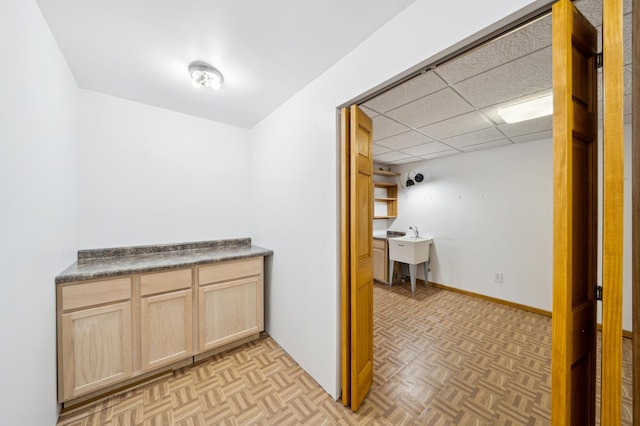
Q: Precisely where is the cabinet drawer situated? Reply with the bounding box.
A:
[141,268,192,296]
[198,258,262,286]
[62,278,131,311]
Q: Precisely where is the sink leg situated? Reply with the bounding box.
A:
[409,264,417,294]
[388,260,394,286]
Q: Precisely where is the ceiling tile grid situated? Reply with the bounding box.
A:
[450,46,552,110]
[441,127,506,149]
[436,15,552,85]
[363,71,446,113]
[418,112,492,140]
[369,0,630,166]
[385,87,475,128]
[375,130,435,150]
[459,138,512,152]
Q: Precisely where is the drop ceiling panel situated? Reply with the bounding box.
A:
[574,0,632,28]
[372,115,411,141]
[453,47,552,109]
[442,127,505,148]
[363,0,631,166]
[511,129,553,143]
[435,15,551,84]
[402,142,452,156]
[420,150,458,160]
[374,151,413,163]
[624,13,632,65]
[386,88,473,128]
[574,0,603,27]
[418,112,492,140]
[360,106,379,118]
[392,157,425,165]
[376,130,435,150]
[373,144,392,155]
[363,71,446,113]
[497,115,553,137]
[459,138,511,152]
[625,64,632,95]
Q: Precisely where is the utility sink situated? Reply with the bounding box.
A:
[388,236,433,264]
[388,236,433,295]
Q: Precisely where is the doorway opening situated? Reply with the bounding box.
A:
[339,0,634,423]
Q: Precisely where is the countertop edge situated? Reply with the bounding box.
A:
[56,246,273,284]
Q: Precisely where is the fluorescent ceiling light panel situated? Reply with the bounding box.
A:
[497,94,553,124]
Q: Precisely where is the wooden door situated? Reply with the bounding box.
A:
[340,104,374,411]
[140,289,193,371]
[551,1,598,424]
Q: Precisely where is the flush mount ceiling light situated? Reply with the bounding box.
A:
[497,94,553,124]
[188,61,223,90]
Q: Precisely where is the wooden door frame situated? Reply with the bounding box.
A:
[601,0,625,424]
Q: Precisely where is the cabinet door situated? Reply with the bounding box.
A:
[373,240,387,283]
[61,301,132,400]
[141,289,193,371]
[199,276,263,352]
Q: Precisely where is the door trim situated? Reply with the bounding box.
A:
[601,0,625,423]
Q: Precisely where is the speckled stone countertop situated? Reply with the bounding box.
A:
[56,238,273,284]
[373,231,406,241]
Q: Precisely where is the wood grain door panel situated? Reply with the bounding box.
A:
[140,289,193,371]
[61,302,133,401]
[551,1,598,424]
[349,105,374,411]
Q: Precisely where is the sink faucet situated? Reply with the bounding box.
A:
[409,226,419,238]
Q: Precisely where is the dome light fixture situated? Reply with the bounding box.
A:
[188,61,223,90]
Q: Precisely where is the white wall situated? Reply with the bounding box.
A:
[393,140,554,311]
[250,0,542,399]
[78,90,252,249]
[0,1,79,424]
[394,126,634,332]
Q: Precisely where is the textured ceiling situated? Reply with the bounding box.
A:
[35,0,416,128]
[367,0,633,166]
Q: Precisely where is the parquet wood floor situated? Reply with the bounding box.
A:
[57,282,633,425]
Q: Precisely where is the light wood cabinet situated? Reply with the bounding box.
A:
[57,257,265,404]
[140,269,193,371]
[373,238,388,283]
[58,278,133,401]
[197,258,263,352]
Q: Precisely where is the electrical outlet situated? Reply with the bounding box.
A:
[494,272,503,283]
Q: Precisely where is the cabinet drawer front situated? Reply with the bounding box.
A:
[141,268,192,296]
[373,239,387,250]
[198,258,262,286]
[62,278,131,311]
